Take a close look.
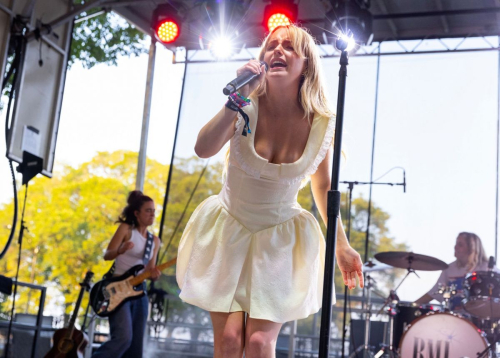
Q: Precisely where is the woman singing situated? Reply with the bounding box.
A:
[92,190,160,358]
[177,25,364,357]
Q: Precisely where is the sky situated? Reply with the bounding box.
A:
[0,36,499,305]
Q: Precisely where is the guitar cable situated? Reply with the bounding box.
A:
[0,36,23,262]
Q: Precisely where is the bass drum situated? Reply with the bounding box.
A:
[399,312,490,358]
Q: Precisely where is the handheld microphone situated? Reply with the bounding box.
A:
[223,61,268,95]
[489,256,495,270]
[403,170,406,193]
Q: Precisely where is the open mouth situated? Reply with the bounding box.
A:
[270,60,287,69]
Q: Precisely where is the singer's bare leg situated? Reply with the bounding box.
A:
[211,311,245,358]
[244,317,283,358]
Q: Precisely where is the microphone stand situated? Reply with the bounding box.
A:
[318,35,349,358]
[318,34,406,356]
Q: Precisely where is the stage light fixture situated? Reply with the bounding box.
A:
[152,4,182,44]
[263,0,298,33]
[339,32,355,52]
[196,0,248,60]
[324,0,373,49]
[209,36,236,59]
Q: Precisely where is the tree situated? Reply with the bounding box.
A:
[70,9,148,69]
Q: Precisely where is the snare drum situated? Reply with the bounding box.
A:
[464,271,500,318]
[399,312,490,358]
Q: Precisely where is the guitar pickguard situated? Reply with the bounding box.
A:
[104,276,144,313]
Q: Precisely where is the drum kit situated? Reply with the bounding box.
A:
[350,251,500,358]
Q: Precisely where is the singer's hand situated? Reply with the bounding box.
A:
[237,60,266,97]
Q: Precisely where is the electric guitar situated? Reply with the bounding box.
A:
[89,257,177,317]
[44,271,94,358]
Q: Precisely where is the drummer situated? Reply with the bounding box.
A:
[415,232,494,308]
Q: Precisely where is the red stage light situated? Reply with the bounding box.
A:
[152,4,182,45]
[267,13,292,32]
[156,20,180,44]
[263,1,298,33]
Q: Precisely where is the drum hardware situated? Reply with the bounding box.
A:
[374,291,399,358]
[362,259,392,273]
[349,274,377,358]
[475,318,500,358]
[437,283,457,312]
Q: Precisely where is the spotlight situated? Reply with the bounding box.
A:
[209,36,236,60]
[197,0,247,60]
[263,0,298,33]
[325,0,373,49]
[152,4,182,44]
[337,31,355,52]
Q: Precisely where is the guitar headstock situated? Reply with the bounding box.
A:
[80,271,94,291]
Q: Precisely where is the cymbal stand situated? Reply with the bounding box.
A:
[476,321,500,358]
[477,340,497,358]
[374,299,398,358]
[349,274,376,358]
[374,258,420,358]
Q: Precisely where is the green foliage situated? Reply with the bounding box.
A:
[69,10,148,69]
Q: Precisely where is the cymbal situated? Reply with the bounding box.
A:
[374,251,448,271]
[362,260,392,272]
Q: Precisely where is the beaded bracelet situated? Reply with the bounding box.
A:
[231,92,251,108]
[225,93,251,136]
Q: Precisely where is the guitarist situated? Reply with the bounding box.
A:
[92,190,161,358]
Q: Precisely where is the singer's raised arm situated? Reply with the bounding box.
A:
[194,60,265,158]
[194,107,238,158]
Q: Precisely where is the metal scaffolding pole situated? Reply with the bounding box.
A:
[158,54,189,242]
[496,37,500,262]
[136,38,156,191]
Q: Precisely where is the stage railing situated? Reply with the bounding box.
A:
[0,281,55,358]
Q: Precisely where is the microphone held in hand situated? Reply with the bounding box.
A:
[223,61,268,95]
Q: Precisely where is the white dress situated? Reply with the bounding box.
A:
[176,96,335,323]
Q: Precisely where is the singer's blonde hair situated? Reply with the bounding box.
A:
[458,232,488,271]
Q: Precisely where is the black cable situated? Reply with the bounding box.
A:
[0,44,22,261]
[4,183,28,358]
[158,159,210,264]
[0,161,18,261]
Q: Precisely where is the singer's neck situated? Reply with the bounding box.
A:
[263,84,303,117]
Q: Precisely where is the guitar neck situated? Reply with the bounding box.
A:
[67,289,84,335]
[66,271,93,338]
[130,257,177,286]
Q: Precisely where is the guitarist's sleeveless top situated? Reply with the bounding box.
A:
[176,95,335,323]
[114,229,155,275]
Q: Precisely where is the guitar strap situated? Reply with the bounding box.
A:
[143,231,154,265]
[102,230,154,280]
